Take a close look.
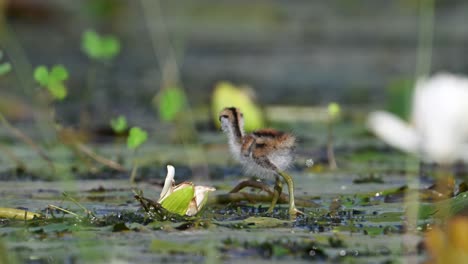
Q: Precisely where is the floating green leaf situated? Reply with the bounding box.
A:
[160,185,194,216]
[157,87,187,122]
[82,30,121,60]
[29,223,72,233]
[110,115,128,133]
[127,127,148,150]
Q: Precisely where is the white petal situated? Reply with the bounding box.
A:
[368,72,468,163]
[367,111,419,154]
[158,165,175,202]
[193,186,216,209]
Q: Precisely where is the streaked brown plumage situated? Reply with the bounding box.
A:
[219,107,299,215]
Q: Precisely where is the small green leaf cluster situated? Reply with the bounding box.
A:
[110,115,148,150]
[82,30,120,60]
[34,65,69,100]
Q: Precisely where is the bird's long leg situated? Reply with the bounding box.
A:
[252,155,300,217]
[267,175,282,213]
[277,170,301,216]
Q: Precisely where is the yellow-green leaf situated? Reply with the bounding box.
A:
[34,66,49,86]
[82,30,120,60]
[47,81,67,100]
[127,127,148,149]
[50,65,69,81]
[212,81,264,131]
[0,207,42,220]
[160,185,194,216]
[328,102,341,119]
[110,115,128,133]
[157,87,187,122]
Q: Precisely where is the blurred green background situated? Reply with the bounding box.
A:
[0,0,467,123]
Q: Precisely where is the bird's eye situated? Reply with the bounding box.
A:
[219,115,229,121]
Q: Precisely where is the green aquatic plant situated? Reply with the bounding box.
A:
[0,51,11,76]
[156,87,187,122]
[212,81,264,131]
[327,102,341,170]
[34,65,69,100]
[138,165,215,216]
[110,115,128,133]
[158,165,216,216]
[127,126,148,183]
[127,127,148,150]
[81,30,120,61]
[32,64,125,172]
[153,86,197,143]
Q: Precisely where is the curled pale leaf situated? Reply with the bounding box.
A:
[158,165,215,216]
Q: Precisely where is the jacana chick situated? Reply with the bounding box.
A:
[219,107,299,216]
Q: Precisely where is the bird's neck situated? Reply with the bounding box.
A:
[224,121,244,158]
[228,123,244,145]
[227,117,244,145]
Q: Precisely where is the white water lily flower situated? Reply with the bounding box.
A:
[158,165,215,216]
[368,73,468,164]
